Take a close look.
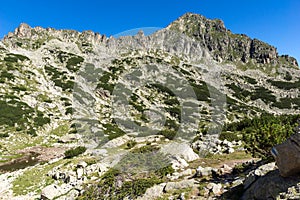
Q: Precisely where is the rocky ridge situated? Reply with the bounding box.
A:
[0,13,299,199]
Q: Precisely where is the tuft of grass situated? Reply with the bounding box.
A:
[64,146,87,159]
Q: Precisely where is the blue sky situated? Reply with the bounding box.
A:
[0,0,299,62]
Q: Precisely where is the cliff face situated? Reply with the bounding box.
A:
[167,13,298,67]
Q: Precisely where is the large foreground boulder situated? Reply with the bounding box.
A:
[242,170,300,200]
[272,133,300,177]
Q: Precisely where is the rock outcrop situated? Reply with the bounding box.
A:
[167,13,298,67]
[272,132,300,177]
[242,170,300,200]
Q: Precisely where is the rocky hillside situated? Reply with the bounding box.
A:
[0,13,299,199]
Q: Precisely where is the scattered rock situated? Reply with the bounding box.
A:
[192,136,241,155]
[164,180,196,192]
[76,168,84,179]
[206,183,223,196]
[217,164,233,175]
[41,184,73,200]
[102,135,131,148]
[243,162,277,189]
[137,183,166,200]
[59,134,82,143]
[160,142,199,162]
[171,156,189,170]
[196,166,213,177]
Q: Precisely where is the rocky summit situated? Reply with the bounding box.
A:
[0,13,300,200]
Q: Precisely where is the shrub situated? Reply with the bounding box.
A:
[250,87,276,104]
[155,164,174,177]
[65,107,73,115]
[131,144,160,154]
[225,114,300,160]
[66,56,84,73]
[78,168,162,200]
[0,133,9,138]
[103,123,126,140]
[126,140,137,149]
[159,129,177,140]
[219,131,240,142]
[244,76,257,84]
[64,146,87,158]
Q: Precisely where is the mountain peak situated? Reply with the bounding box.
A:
[168,13,226,33]
[167,13,298,67]
[14,23,32,38]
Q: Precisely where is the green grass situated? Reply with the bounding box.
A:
[12,160,68,195]
[78,168,163,200]
[49,122,70,137]
[191,82,210,102]
[158,129,177,140]
[189,151,252,168]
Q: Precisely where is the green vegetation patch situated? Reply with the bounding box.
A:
[191,81,210,102]
[272,97,300,109]
[78,168,162,200]
[57,51,84,73]
[268,79,300,90]
[44,65,75,92]
[243,76,258,85]
[224,114,300,159]
[103,123,126,140]
[4,53,29,62]
[64,146,87,158]
[0,97,50,135]
[226,83,251,100]
[250,86,276,104]
[79,143,174,199]
[12,160,69,196]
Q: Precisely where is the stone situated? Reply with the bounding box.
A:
[77,161,88,168]
[272,133,300,177]
[137,183,166,200]
[242,170,300,200]
[206,183,223,196]
[196,166,213,177]
[171,156,189,170]
[77,168,84,179]
[227,147,235,154]
[218,164,233,175]
[164,180,195,192]
[65,189,80,200]
[59,134,82,143]
[102,135,131,148]
[87,148,108,157]
[41,184,73,200]
[243,162,276,189]
[160,142,199,162]
[179,168,194,177]
[178,193,185,200]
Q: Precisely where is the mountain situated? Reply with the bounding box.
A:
[0,13,299,199]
